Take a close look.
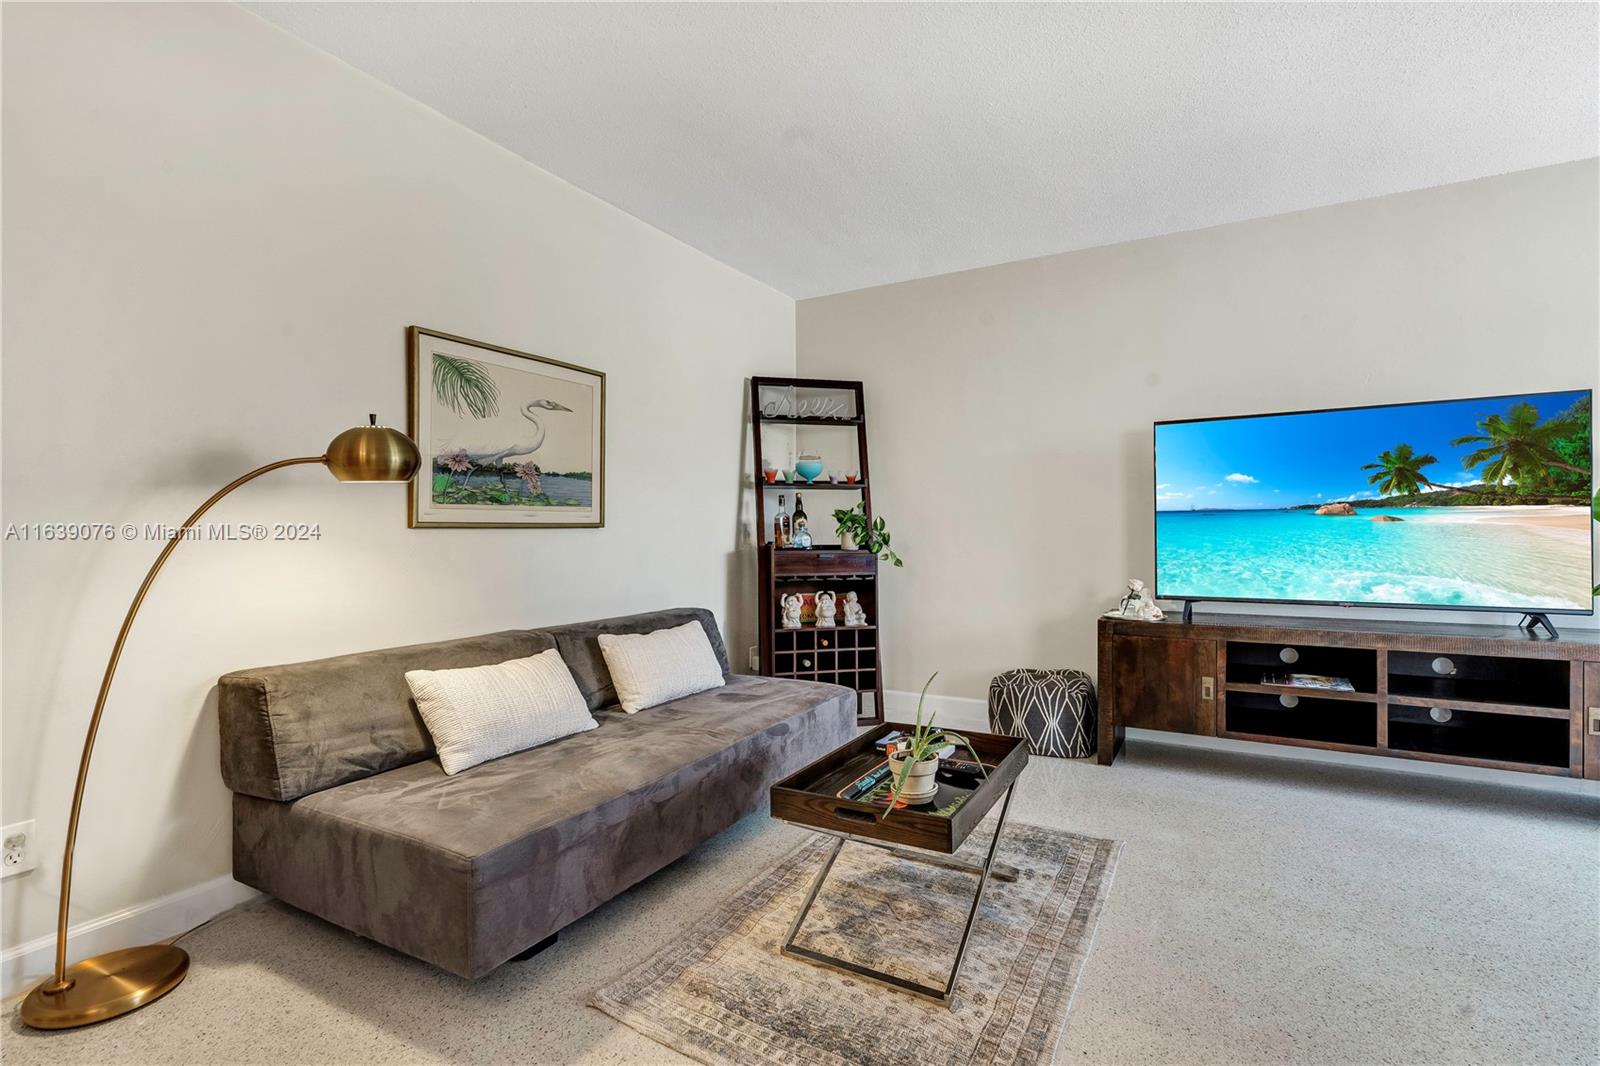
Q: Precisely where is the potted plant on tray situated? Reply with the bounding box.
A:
[882,673,985,819]
[831,501,903,565]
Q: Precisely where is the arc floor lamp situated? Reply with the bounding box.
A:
[20,416,420,1030]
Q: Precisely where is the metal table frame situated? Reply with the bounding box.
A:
[778,785,1015,1005]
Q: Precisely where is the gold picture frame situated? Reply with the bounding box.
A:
[407,326,606,528]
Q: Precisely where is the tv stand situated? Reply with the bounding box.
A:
[1097,612,1600,780]
[1181,600,1195,624]
[1520,613,1560,640]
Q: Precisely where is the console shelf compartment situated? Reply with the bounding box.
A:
[1386,650,1568,710]
[1226,640,1378,694]
[1098,613,1597,780]
[1222,691,1378,750]
[1387,703,1570,774]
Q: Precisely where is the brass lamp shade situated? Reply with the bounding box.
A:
[325,417,421,482]
[21,416,418,1031]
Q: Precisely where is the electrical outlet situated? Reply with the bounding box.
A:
[3,820,37,877]
[749,645,760,671]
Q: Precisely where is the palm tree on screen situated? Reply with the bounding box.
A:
[1450,402,1586,490]
[1362,443,1441,497]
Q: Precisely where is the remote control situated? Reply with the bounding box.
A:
[936,760,986,788]
[840,763,894,801]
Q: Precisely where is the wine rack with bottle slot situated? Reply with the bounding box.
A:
[1098,613,1600,779]
[771,624,878,692]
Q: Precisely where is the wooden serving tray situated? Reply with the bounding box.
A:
[770,724,1029,854]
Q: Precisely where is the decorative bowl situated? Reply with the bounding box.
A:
[794,456,824,483]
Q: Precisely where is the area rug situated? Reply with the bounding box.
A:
[591,818,1121,1066]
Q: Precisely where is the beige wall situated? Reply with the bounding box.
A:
[1,3,792,952]
[798,161,1600,700]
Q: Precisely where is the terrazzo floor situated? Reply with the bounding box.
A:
[5,738,1597,1065]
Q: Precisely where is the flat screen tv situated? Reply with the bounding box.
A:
[1154,389,1594,617]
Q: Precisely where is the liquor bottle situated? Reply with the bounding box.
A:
[774,494,790,548]
[790,494,813,549]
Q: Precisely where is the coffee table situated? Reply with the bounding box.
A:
[769,723,1030,1003]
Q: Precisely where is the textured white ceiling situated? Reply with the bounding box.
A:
[248,2,1598,299]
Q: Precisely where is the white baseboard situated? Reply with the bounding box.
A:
[882,690,1597,794]
[882,689,989,732]
[2,874,259,998]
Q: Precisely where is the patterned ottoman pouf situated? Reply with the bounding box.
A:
[987,668,1098,758]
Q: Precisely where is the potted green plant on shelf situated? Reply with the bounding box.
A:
[882,673,985,819]
[831,501,903,565]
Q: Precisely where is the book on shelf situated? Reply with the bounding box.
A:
[1261,672,1355,692]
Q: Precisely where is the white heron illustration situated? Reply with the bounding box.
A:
[438,399,573,483]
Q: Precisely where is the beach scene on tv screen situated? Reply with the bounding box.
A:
[1155,390,1594,611]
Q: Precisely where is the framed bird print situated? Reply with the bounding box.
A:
[407,326,605,528]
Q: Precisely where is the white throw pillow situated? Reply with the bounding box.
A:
[597,621,726,714]
[405,649,596,775]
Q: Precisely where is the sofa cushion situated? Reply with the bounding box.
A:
[219,630,557,802]
[406,649,596,775]
[541,607,732,711]
[231,675,855,978]
[598,620,727,713]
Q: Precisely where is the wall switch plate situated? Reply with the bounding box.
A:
[749,645,760,671]
[3,820,37,877]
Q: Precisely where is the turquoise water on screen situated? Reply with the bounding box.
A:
[1155,508,1590,610]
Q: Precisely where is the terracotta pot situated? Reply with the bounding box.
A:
[886,749,939,802]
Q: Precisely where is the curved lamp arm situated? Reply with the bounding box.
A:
[43,454,326,991]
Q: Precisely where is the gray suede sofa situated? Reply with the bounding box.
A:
[217,607,855,978]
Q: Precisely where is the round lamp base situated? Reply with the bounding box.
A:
[19,944,189,1030]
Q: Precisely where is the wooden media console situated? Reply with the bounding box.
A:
[1097,613,1600,778]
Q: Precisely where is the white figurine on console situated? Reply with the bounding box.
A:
[842,591,868,627]
[815,590,837,628]
[1104,577,1164,621]
[780,593,805,629]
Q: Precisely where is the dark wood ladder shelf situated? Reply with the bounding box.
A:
[1099,613,1600,780]
[751,377,883,723]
